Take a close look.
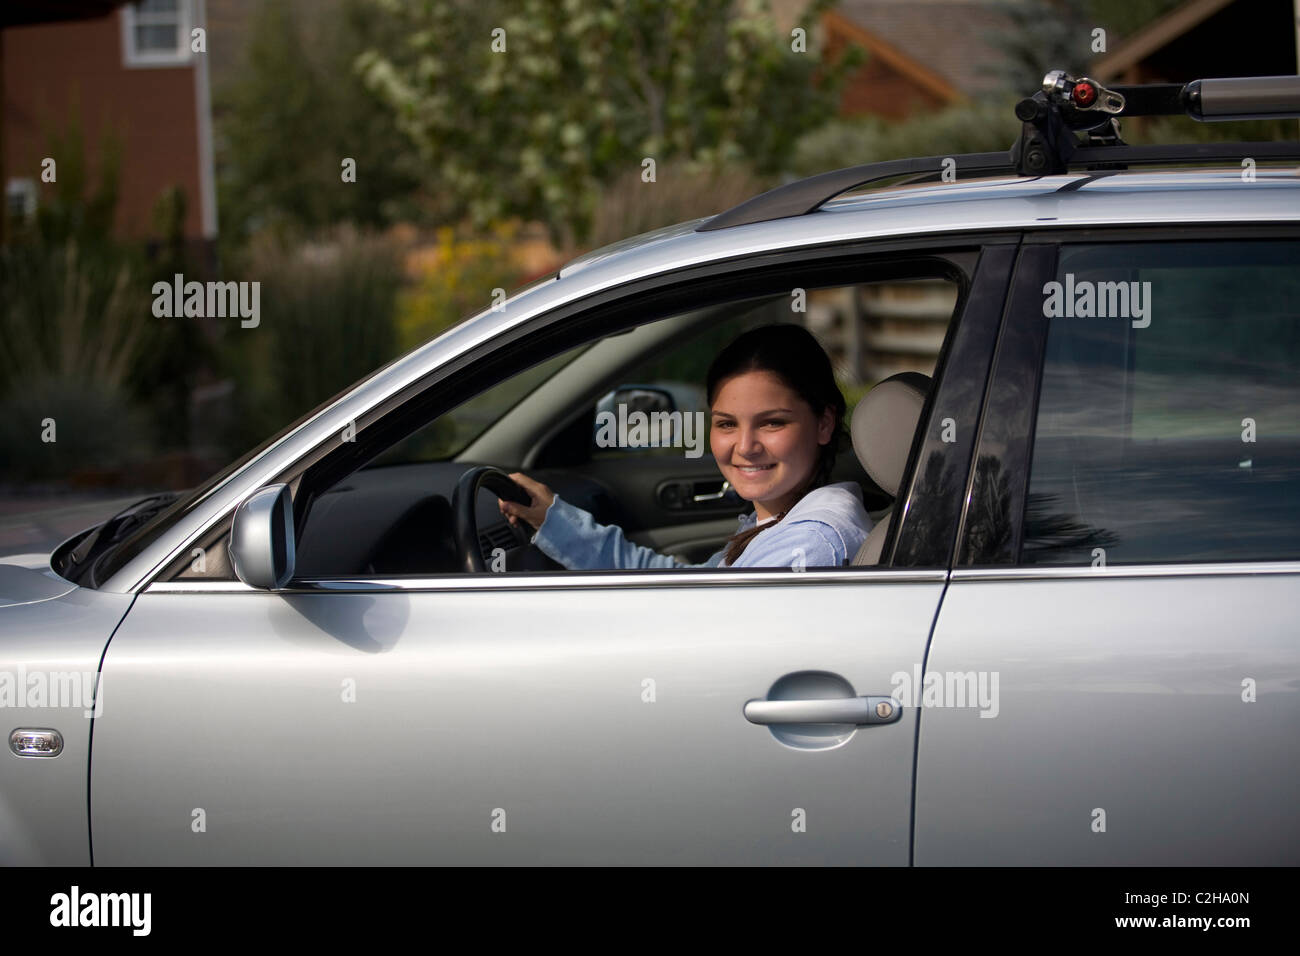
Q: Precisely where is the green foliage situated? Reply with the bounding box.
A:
[358,0,861,245]
[587,157,772,249]
[0,240,146,391]
[0,375,152,483]
[220,229,405,451]
[0,112,162,484]
[986,0,1185,96]
[790,99,1023,174]
[985,0,1094,95]
[0,236,160,482]
[28,107,123,248]
[215,0,425,247]
[1122,115,1299,144]
[395,224,523,349]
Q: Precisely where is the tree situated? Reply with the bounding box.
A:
[357,0,860,245]
[215,0,426,244]
[987,0,1199,96]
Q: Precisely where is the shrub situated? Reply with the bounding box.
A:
[220,227,404,451]
[0,240,155,484]
[790,99,1023,177]
[394,223,524,349]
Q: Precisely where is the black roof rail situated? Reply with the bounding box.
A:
[698,73,1300,233]
[698,151,1012,232]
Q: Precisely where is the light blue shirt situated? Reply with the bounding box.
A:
[530,481,873,570]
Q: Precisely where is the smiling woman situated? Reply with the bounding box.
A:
[499,324,874,570]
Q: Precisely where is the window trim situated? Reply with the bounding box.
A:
[286,252,987,582]
[5,177,37,221]
[147,567,949,594]
[951,562,1300,581]
[887,242,1018,568]
[121,0,194,69]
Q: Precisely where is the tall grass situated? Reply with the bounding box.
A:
[219,227,404,452]
[0,239,154,484]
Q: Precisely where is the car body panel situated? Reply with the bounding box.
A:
[915,568,1300,864]
[0,566,134,864]
[92,575,941,864]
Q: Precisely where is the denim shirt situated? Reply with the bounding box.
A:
[530,481,873,570]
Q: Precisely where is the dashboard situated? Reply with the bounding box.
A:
[293,460,617,576]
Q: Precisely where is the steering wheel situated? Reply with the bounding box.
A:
[451,466,535,573]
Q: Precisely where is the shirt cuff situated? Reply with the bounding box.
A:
[529,494,573,550]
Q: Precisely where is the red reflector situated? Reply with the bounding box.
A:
[1074,82,1096,106]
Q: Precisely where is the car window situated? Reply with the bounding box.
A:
[166,250,977,582]
[370,344,592,465]
[590,279,958,458]
[587,300,774,460]
[1021,239,1300,565]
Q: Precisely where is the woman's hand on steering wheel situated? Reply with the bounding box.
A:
[498,472,555,531]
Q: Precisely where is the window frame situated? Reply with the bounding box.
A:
[957,223,1300,571]
[121,0,194,69]
[5,177,37,221]
[147,232,1020,590]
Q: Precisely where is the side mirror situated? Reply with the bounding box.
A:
[228,483,295,589]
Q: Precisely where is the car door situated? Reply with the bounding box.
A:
[916,233,1300,864]
[88,241,1014,864]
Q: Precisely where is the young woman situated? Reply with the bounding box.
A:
[498,323,873,570]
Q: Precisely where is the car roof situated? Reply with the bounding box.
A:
[559,167,1300,280]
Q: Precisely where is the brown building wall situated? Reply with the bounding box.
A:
[3,9,202,239]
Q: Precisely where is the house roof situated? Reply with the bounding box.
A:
[2,1,125,28]
[831,0,1012,98]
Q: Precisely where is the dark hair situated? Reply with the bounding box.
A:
[705,323,849,565]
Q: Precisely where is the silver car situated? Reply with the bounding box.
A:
[3,73,1298,865]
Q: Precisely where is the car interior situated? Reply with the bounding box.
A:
[168,276,956,581]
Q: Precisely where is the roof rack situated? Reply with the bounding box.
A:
[698,73,1300,232]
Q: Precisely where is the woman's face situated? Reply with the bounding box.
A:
[709,370,835,521]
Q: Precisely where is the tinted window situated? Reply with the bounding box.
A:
[1022,240,1300,565]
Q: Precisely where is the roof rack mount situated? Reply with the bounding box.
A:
[1015,72,1300,175]
[698,72,1300,232]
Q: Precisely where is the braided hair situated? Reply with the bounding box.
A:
[706,323,849,566]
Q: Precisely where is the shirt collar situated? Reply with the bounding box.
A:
[735,482,862,530]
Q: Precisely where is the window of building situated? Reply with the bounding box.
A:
[121,0,193,67]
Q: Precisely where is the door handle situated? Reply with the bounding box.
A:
[743,696,902,725]
[692,479,733,503]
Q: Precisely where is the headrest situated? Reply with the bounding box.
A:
[850,372,931,498]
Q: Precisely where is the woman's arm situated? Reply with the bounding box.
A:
[532,495,709,570]
[500,473,719,571]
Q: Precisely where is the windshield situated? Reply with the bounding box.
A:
[368,342,591,465]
